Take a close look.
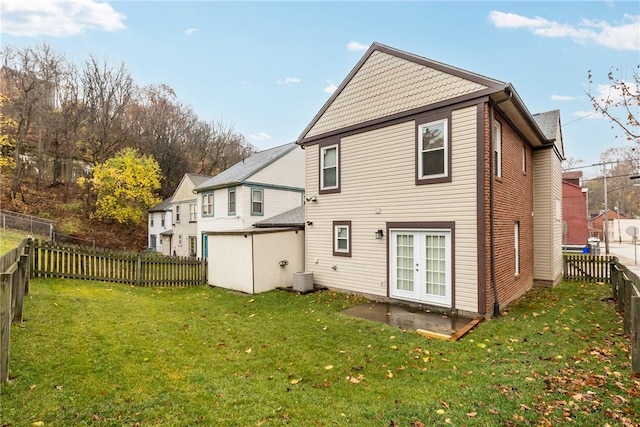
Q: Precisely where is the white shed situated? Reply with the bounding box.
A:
[206,207,305,294]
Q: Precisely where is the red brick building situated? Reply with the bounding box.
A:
[562,172,587,245]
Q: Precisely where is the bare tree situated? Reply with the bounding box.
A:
[82,55,134,164]
[1,43,65,198]
[587,66,640,142]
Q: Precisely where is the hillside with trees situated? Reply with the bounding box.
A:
[0,43,255,250]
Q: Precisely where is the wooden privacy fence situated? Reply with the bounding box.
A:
[1,238,31,384]
[31,240,207,287]
[563,253,615,283]
[610,261,640,377]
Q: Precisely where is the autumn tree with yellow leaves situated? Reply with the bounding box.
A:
[81,147,161,225]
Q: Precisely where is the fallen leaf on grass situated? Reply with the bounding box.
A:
[466,412,477,417]
[436,409,445,415]
[386,370,393,379]
[290,378,301,385]
[324,365,333,370]
[346,374,364,384]
[32,422,44,427]
[245,348,252,353]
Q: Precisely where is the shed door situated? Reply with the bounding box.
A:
[390,229,451,307]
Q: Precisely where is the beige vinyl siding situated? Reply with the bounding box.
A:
[305,105,479,312]
[533,150,562,283]
[306,50,487,139]
[249,146,305,189]
[171,178,197,202]
[550,151,563,283]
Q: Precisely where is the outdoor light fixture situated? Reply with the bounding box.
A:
[306,221,313,226]
[305,195,317,202]
[279,260,289,267]
[375,229,384,239]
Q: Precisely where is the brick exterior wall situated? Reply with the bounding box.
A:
[483,107,535,314]
[562,181,587,245]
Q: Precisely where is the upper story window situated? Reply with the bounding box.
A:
[416,115,451,185]
[189,203,197,222]
[418,119,448,179]
[202,193,214,217]
[493,120,502,178]
[161,214,165,228]
[150,214,154,227]
[228,188,236,216]
[251,188,263,216]
[320,142,340,194]
[175,205,181,223]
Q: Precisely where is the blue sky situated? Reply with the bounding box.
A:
[1,1,639,172]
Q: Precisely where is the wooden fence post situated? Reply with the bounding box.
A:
[0,273,11,384]
[136,253,142,286]
[632,296,640,378]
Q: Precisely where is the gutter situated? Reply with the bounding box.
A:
[489,88,512,318]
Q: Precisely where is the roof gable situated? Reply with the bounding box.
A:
[298,42,507,142]
[533,109,565,158]
[196,142,297,192]
[171,173,213,203]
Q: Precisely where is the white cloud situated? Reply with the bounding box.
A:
[347,41,369,51]
[489,10,640,51]
[0,0,126,37]
[551,95,576,101]
[250,132,272,142]
[573,110,605,120]
[323,80,337,94]
[276,77,301,84]
[184,28,198,36]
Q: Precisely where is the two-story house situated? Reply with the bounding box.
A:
[194,142,305,258]
[170,173,212,257]
[297,43,564,318]
[147,198,172,253]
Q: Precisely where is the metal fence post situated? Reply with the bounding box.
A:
[631,295,640,378]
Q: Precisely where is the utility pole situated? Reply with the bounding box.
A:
[604,169,610,255]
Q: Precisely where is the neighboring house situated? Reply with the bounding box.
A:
[562,171,588,246]
[591,209,625,242]
[207,206,305,294]
[170,173,213,257]
[194,142,305,258]
[296,43,564,318]
[147,198,173,253]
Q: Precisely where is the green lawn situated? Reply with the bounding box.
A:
[1,279,638,426]
[0,229,30,256]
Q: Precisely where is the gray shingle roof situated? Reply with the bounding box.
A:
[147,197,172,213]
[532,110,560,141]
[186,173,213,187]
[195,143,298,191]
[255,206,304,228]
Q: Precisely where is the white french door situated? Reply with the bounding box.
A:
[390,229,451,307]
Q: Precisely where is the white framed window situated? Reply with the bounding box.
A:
[333,220,351,257]
[202,193,214,217]
[417,119,448,181]
[161,214,165,228]
[320,144,339,192]
[189,203,197,222]
[493,120,502,178]
[251,188,263,216]
[514,221,520,276]
[188,236,197,257]
[178,234,183,247]
[228,188,236,216]
[175,205,181,223]
[150,215,154,227]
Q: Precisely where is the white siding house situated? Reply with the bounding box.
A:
[170,173,212,257]
[147,198,172,253]
[194,142,305,259]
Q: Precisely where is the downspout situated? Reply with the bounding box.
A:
[489,88,512,317]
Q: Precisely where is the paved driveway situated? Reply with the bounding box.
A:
[607,241,640,276]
